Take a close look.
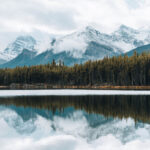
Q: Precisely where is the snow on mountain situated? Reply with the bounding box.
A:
[50,25,150,59]
[110,25,150,52]
[1,49,37,68]
[51,26,123,58]
[1,25,150,68]
[0,36,37,61]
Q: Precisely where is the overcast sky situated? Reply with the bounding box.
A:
[0,0,150,50]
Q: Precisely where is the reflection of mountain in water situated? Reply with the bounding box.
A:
[0,95,150,123]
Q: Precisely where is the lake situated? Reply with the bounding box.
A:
[0,90,150,150]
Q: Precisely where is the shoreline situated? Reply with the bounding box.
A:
[1,84,150,90]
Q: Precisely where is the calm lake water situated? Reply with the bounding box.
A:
[1,90,150,150]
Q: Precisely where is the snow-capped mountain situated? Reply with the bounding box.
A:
[1,49,37,68]
[0,36,37,61]
[51,26,123,59]
[110,25,150,52]
[49,25,150,58]
[1,25,150,68]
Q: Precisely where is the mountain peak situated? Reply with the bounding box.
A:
[77,26,102,39]
[16,35,36,44]
[119,25,130,30]
[2,35,37,61]
[83,26,102,35]
[85,26,96,32]
[117,25,137,34]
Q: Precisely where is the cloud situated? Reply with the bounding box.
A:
[53,36,87,58]
[0,0,77,32]
[1,0,150,33]
[1,0,150,50]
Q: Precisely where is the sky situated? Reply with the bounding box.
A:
[0,0,150,50]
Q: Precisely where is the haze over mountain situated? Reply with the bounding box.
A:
[1,25,150,68]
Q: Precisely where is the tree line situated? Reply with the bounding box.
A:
[0,52,150,86]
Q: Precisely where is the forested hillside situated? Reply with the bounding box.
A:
[0,52,150,86]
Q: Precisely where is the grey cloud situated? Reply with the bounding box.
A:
[32,10,77,30]
[0,0,77,31]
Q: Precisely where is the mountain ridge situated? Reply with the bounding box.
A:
[1,25,150,68]
[0,35,37,61]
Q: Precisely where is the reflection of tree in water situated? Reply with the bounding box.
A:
[0,95,150,122]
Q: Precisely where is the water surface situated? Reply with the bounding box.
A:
[0,89,150,96]
[0,92,150,150]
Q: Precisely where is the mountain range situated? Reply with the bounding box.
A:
[0,25,150,68]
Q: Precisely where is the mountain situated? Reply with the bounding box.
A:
[51,26,123,59]
[1,49,36,68]
[0,49,85,68]
[0,36,37,61]
[110,25,150,51]
[125,44,150,56]
[0,58,7,65]
[0,26,123,68]
[1,25,150,68]
[30,50,85,66]
[48,25,150,59]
